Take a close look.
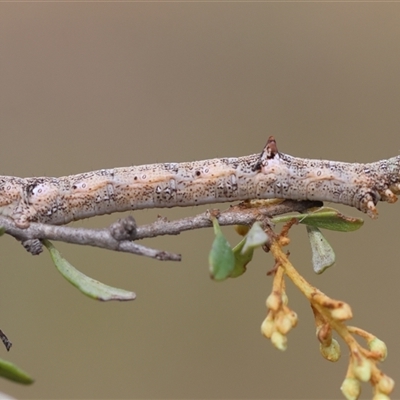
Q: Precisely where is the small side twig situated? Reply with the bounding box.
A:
[0,216,181,261]
[0,199,321,261]
[135,200,322,239]
[0,329,12,351]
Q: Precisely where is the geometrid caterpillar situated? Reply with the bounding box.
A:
[1,136,399,228]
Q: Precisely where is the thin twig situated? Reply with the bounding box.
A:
[135,199,322,239]
[0,216,180,261]
[0,329,12,351]
[0,200,321,260]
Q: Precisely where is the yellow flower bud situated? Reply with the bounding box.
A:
[377,374,395,395]
[276,315,293,335]
[319,339,341,362]
[261,318,275,339]
[286,310,298,328]
[271,331,287,351]
[368,338,387,361]
[353,358,372,382]
[266,292,281,311]
[340,377,361,400]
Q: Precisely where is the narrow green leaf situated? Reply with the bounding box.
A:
[272,207,364,232]
[43,240,136,301]
[209,219,235,281]
[0,227,5,236]
[231,238,253,278]
[230,223,268,278]
[0,358,34,384]
[307,226,336,274]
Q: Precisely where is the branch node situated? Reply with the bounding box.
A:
[108,216,137,241]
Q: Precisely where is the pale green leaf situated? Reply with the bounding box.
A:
[43,240,136,301]
[230,223,268,278]
[307,226,336,274]
[272,207,364,232]
[241,222,268,254]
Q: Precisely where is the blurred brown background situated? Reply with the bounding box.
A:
[1,3,400,399]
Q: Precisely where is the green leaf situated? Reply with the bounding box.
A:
[43,240,136,301]
[0,358,34,384]
[230,223,269,278]
[0,227,5,236]
[231,238,253,278]
[209,218,235,281]
[306,226,336,274]
[272,207,364,232]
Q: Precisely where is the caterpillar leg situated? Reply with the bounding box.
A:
[382,188,399,203]
[358,192,379,219]
[358,188,398,219]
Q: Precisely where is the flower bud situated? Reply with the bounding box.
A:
[377,374,395,395]
[340,377,361,400]
[319,339,341,362]
[276,315,292,335]
[266,292,281,311]
[368,338,387,361]
[353,358,372,382]
[286,310,298,328]
[271,331,287,351]
[261,318,275,339]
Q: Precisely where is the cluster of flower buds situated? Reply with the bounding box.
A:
[340,334,393,400]
[259,220,394,399]
[312,298,393,399]
[261,286,298,351]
